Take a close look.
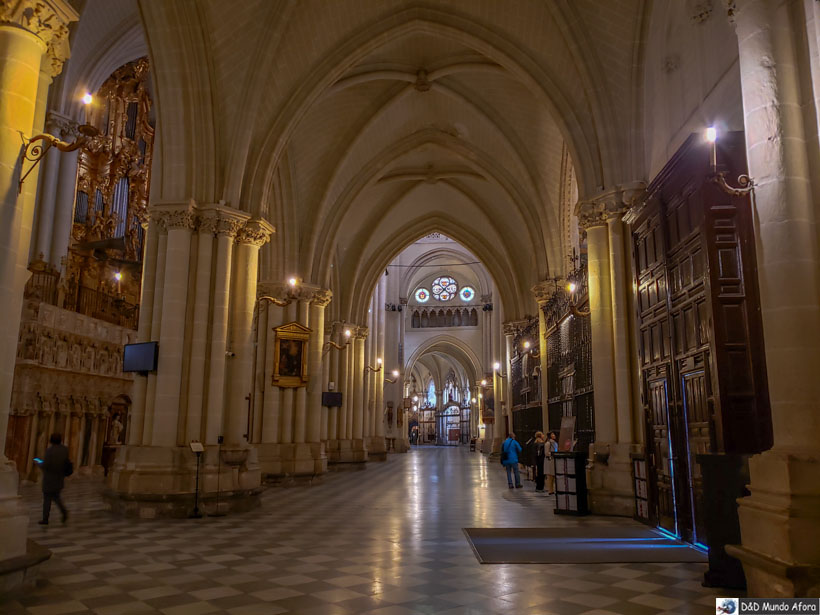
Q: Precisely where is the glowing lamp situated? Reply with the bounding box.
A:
[114,272,122,281]
[706,127,717,143]
[344,329,351,338]
[82,93,93,105]
[377,358,382,365]
[480,379,487,386]
[523,341,531,350]
[392,370,399,377]
[288,277,297,287]
[493,362,501,371]
[568,282,577,293]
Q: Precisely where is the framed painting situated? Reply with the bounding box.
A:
[272,322,312,387]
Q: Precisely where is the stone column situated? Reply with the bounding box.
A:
[503,322,515,428]
[261,301,283,443]
[142,228,167,442]
[32,111,70,263]
[185,213,216,442]
[47,143,79,269]
[307,290,330,443]
[0,0,76,569]
[578,192,636,516]
[128,218,157,445]
[724,0,820,596]
[532,282,553,433]
[352,327,367,447]
[225,219,273,446]
[374,280,387,447]
[204,212,246,444]
[151,203,194,446]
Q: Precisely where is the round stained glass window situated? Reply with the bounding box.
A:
[415,288,430,303]
[460,286,475,302]
[432,276,458,301]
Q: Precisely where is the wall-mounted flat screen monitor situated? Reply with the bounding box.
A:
[322,392,343,407]
[123,342,158,373]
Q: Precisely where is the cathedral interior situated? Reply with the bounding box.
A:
[1,0,820,611]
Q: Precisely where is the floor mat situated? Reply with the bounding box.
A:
[463,526,707,564]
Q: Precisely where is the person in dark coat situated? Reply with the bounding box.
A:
[501,432,523,489]
[36,433,70,525]
[533,431,546,492]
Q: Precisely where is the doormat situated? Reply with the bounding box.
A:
[463,526,707,564]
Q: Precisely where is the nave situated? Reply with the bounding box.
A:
[3,447,721,615]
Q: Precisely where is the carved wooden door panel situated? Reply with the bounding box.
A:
[681,367,711,545]
[647,377,676,533]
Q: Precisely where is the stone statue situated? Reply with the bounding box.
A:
[56,336,68,368]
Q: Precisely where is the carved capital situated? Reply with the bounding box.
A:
[502,319,530,337]
[0,1,78,77]
[354,325,369,340]
[150,200,196,232]
[577,182,647,229]
[308,288,332,307]
[44,110,78,139]
[236,218,274,247]
[531,280,561,306]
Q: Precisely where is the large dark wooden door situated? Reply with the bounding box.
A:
[630,132,772,548]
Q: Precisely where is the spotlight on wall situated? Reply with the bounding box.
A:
[82,92,93,105]
[288,277,297,287]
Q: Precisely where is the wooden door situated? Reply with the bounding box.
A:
[647,377,677,534]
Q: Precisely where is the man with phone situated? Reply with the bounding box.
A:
[35,433,71,525]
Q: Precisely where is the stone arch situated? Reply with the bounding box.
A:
[404,334,483,385]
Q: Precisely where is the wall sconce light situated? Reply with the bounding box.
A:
[523,340,531,350]
[365,357,383,374]
[322,327,353,357]
[82,92,93,105]
[384,369,400,384]
[19,123,99,193]
[480,379,487,387]
[706,126,755,195]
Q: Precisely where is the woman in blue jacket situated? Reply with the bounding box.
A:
[501,432,523,489]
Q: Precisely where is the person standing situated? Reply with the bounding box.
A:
[36,433,70,525]
[533,431,546,492]
[501,432,523,489]
[545,431,559,495]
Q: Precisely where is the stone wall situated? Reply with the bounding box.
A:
[5,300,135,481]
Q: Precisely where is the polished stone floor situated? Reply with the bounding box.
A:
[1,446,729,615]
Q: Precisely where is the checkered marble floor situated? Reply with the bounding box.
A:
[1,446,732,615]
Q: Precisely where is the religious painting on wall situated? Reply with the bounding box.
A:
[272,322,311,387]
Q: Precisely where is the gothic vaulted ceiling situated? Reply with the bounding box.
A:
[134,0,648,321]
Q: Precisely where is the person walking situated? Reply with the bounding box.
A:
[534,431,546,492]
[501,432,523,489]
[36,433,71,525]
[545,431,559,495]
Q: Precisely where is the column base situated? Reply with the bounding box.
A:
[0,540,51,596]
[104,445,262,519]
[366,436,387,461]
[257,442,327,483]
[327,439,368,466]
[0,459,33,593]
[587,442,637,517]
[392,439,409,453]
[729,449,820,597]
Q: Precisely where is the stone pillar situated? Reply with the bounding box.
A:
[352,327,367,451]
[724,0,820,597]
[261,301,283,443]
[142,228,167,442]
[503,323,515,430]
[0,0,76,571]
[578,192,639,516]
[307,291,330,443]
[129,218,157,445]
[225,219,272,446]
[532,282,553,433]
[47,143,78,269]
[184,213,216,443]
[32,111,70,263]
[151,203,195,446]
[204,212,246,444]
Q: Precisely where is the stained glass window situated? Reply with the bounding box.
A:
[415,288,430,303]
[432,276,458,301]
[459,286,475,302]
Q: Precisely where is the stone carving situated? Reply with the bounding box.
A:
[0,0,78,77]
[236,218,274,246]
